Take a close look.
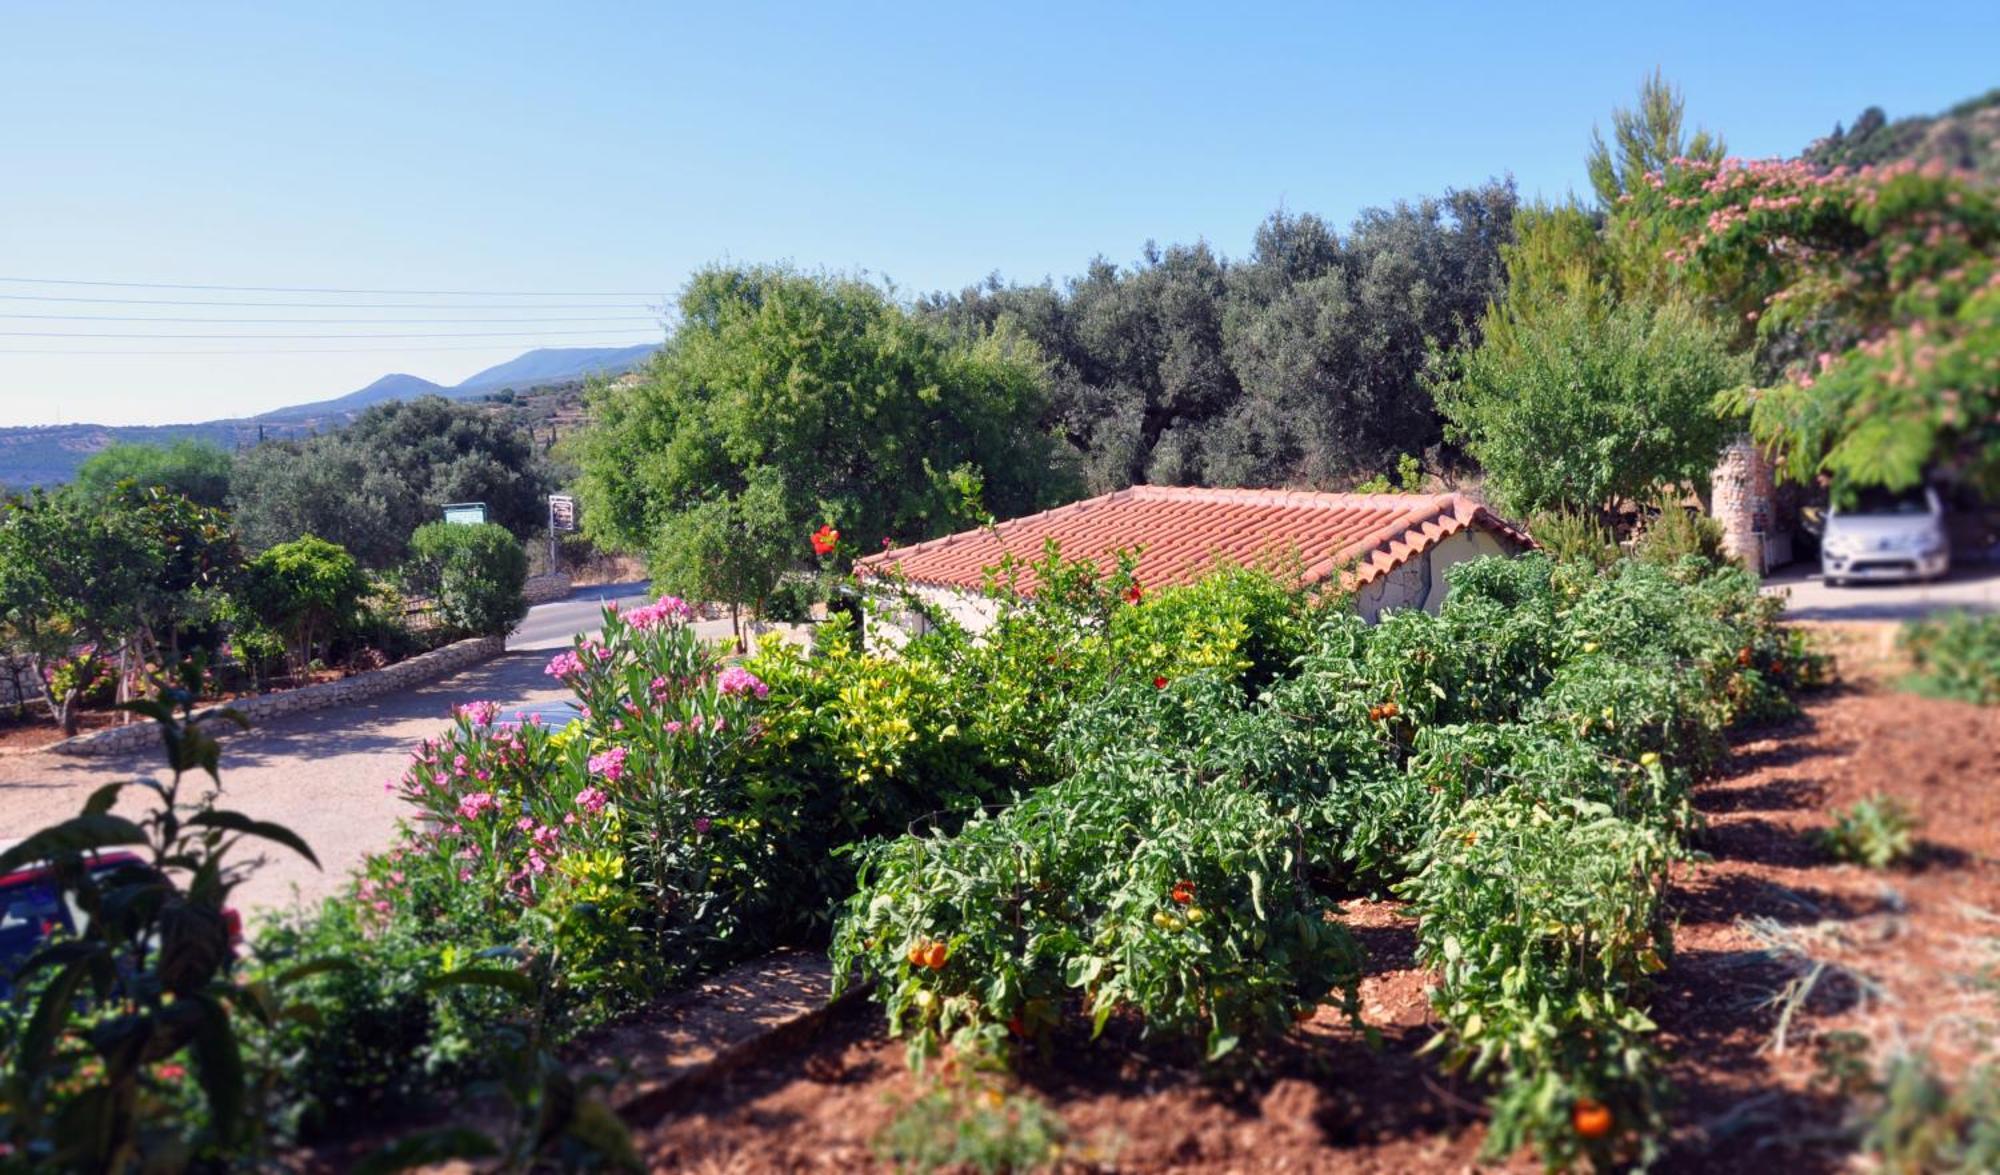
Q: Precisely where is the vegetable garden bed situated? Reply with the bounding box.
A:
[639,677,1999,1172]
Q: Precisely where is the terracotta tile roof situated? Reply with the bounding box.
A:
[856,486,1531,596]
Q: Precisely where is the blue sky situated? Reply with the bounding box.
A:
[1,1,1994,426]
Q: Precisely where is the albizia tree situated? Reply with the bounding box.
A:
[1619,155,1999,495]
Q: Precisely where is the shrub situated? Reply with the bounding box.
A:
[1632,501,1731,567]
[405,521,529,638]
[1398,792,1678,1169]
[1817,795,1919,869]
[235,534,371,678]
[1901,611,2000,704]
[1526,509,1621,570]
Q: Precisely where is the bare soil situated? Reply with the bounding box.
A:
[635,645,1999,1172]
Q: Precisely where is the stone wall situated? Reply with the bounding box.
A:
[1712,435,1785,572]
[49,635,507,758]
[522,573,573,605]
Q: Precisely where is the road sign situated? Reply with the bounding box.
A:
[549,494,578,533]
[442,502,488,525]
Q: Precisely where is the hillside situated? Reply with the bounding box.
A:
[1803,87,2000,181]
[0,343,657,488]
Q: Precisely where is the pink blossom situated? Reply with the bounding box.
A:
[716,666,768,699]
[626,595,696,630]
[532,824,560,849]
[693,816,712,835]
[545,650,585,679]
[576,786,609,814]
[457,792,499,821]
[458,700,501,727]
[588,746,629,782]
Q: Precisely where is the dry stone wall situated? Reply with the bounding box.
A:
[49,635,507,757]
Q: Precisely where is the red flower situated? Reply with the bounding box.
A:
[1123,583,1144,604]
[1170,880,1195,905]
[1153,676,1169,690]
[810,525,839,556]
[156,1063,187,1082]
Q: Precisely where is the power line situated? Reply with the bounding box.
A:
[0,328,661,339]
[0,313,662,324]
[0,294,659,309]
[0,276,663,296]
[0,340,661,356]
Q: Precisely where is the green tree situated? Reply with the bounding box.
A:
[1586,68,1725,207]
[230,396,549,567]
[1435,292,1746,516]
[404,521,529,638]
[574,267,1064,615]
[919,181,1517,491]
[1600,130,1999,494]
[0,488,235,732]
[73,439,235,508]
[643,476,794,645]
[237,535,371,677]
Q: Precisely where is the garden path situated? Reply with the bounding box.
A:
[0,585,736,921]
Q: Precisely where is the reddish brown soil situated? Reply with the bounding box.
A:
[0,707,127,752]
[636,671,1996,1173]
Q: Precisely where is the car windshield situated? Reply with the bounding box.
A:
[1837,487,1929,517]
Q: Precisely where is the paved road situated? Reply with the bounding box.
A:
[0,582,738,922]
[1763,561,2000,622]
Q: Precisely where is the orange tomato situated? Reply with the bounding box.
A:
[907,942,927,967]
[1572,1098,1613,1139]
[924,941,950,971]
[1380,701,1400,719]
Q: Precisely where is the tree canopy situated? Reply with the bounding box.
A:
[919,181,1517,492]
[229,396,549,567]
[573,267,1066,610]
[73,439,235,509]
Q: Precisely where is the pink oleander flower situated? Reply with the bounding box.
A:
[458,699,500,727]
[576,785,609,814]
[716,666,768,699]
[532,824,560,849]
[457,792,499,821]
[516,816,536,833]
[545,650,585,679]
[588,746,628,782]
[693,816,712,836]
[626,595,696,630]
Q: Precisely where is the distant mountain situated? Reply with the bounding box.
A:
[254,345,657,423]
[453,345,660,395]
[0,342,660,488]
[1803,88,2000,183]
[258,372,451,420]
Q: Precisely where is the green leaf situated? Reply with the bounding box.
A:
[188,993,245,1139]
[18,958,90,1079]
[0,814,147,874]
[566,1097,643,1170]
[421,966,537,999]
[184,809,320,868]
[275,956,359,987]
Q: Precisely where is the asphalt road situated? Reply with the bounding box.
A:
[1763,561,2000,622]
[0,581,739,922]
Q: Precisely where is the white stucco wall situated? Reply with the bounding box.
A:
[1352,527,1516,621]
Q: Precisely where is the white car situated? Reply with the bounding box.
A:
[1820,486,1951,586]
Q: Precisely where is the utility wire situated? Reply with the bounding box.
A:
[0,276,663,296]
[0,313,661,324]
[0,328,660,339]
[0,294,658,309]
[0,341,659,355]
